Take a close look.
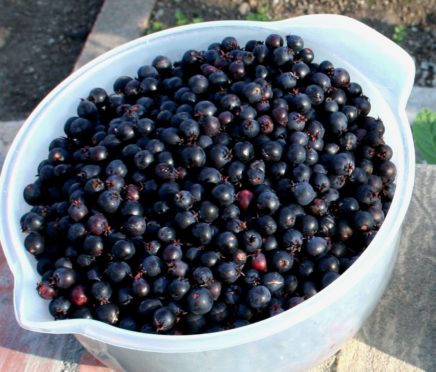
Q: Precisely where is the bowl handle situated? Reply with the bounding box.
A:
[270,15,415,113]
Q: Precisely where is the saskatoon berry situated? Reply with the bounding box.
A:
[270,250,293,273]
[142,255,163,277]
[157,226,176,243]
[241,230,262,252]
[180,146,206,168]
[96,303,119,325]
[49,297,71,319]
[123,215,146,236]
[212,183,235,206]
[111,240,135,260]
[192,223,213,245]
[208,302,228,323]
[257,215,277,235]
[70,285,88,306]
[282,229,303,251]
[37,281,58,300]
[153,307,176,332]
[247,285,271,309]
[167,260,189,278]
[168,278,191,300]
[318,256,340,273]
[21,212,45,233]
[263,235,279,252]
[301,280,318,298]
[97,190,121,214]
[257,191,280,215]
[216,232,239,254]
[175,211,197,229]
[132,278,150,298]
[187,288,214,315]
[322,272,340,288]
[293,182,316,206]
[200,250,220,268]
[216,262,240,284]
[306,236,328,257]
[91,281,112,304]
[262,272,285,294]
[20,32,396,335]
[106,261,132,283]
[192,266,214,287]
[24,232,45,255]
[51,268,76,289]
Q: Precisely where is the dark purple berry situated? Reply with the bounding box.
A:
[96,303,119,325]
[247,285,271,309]
[187,288,213,315]
[49,297,71,319]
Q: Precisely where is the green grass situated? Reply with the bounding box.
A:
[412,108,436,164]
[246,5,272,22]
[148,20,167,33]
[392,25,407,44]
[175,9,204,26]
[145,9,204,34]
[175,9,190,26]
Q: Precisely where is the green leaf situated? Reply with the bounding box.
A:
[392,25,407,44]
[175,9,190,26]
[412,108,436,164]
[192,17,204,24]
[246,5,271,21]
[150,21,167,32]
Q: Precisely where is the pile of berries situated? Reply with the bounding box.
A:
[20,33,396,335]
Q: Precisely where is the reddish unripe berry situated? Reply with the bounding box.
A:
[237,189,254,210]
[251,252,267,272]
[70,285,88,306]
[37,281,58,300]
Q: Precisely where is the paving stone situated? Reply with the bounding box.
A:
[0,26,10,49]
[353,164,435,372]
[0,120,23,170]
[310,164,436,372]
[333,339,424,372]
[74,0,157,69]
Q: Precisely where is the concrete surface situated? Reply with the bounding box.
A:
[314,164,435,372]
[74,0,156,69]
[0,26,10,49]
[0,120,23,169]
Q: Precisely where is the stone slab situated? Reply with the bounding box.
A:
[74,0,156,70]
[353,164,436,371]
[310,165,436,372]
[0,120,24,170]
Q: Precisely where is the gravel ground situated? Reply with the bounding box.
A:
[0,0,104,121]
[149,0,435,87]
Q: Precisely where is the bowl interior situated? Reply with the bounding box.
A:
[0,15,415,351]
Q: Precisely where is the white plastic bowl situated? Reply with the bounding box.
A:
[0,14,415,372]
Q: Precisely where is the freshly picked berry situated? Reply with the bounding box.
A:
[20,32,396,335]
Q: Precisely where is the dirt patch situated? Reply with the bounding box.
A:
[0,0,434,121]
[0,0,104,121]
[149,0,435,87]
